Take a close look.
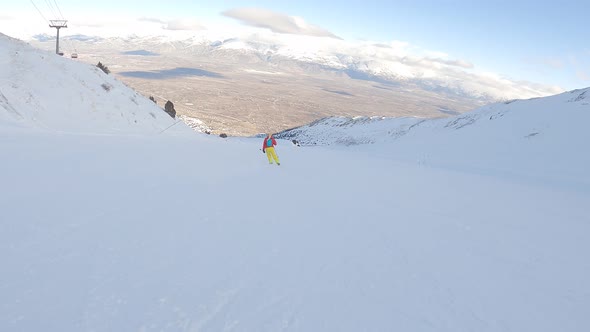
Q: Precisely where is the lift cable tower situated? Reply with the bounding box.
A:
[49,19,68,55]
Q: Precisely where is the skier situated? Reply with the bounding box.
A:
[262,133,280,165]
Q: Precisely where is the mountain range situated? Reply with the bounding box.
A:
[23,31,563,136]
[32,32,561,102]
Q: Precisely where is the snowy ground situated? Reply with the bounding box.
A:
[1,33,589,332]
[1,126,589,332]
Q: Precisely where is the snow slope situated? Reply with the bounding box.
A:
[1,34,589,331]
[279,88,590,191]
[0,33,186,135]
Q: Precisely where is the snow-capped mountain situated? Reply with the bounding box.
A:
[0,33,189,135]
[30,33,562,102]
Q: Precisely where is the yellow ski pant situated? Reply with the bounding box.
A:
[265,147,280,164]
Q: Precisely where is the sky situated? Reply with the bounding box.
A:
[1,0,588,91]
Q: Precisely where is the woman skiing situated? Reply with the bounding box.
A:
[262,133,280,165]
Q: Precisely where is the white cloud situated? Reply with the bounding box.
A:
[356,43,471,69]
[73,21,106,28]
[137,17,204,31]
[394,57,560,99]
[222,8,340,39]
[424,51,449,59]
[440,70,563,100]
[164,19,204,31]
[138,17,166,24]
[426,57,474,69]
[372,43,391,49]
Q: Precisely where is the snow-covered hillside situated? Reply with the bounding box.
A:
[0,33,187,134]
[276,115,425,146]
[279,88,590,188]
[278,88,589,147]
[1,34,589,332]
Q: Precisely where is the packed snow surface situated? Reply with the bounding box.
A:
[1,33,589,331]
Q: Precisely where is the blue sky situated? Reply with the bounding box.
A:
[2,0,588,90]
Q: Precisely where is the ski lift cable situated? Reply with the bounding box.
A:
[45,0,57,20]
[49,0,76,55]
[54,0,78,55]
[159,119,183,134]
[52,0,65,20]
[30,0,76,56]
[43,0,58,20]
[29,0,49,25]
